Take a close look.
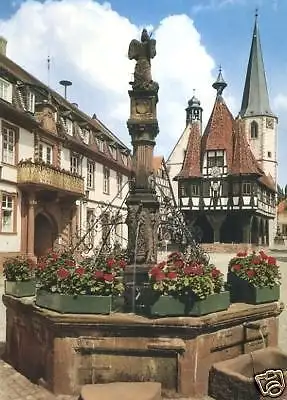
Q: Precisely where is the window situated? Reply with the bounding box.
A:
[250,121,258,139]
[179,184,189,197]
[97,138,104,152]
[0,78,12,103]
[242,182,251,195]
[103,167,110,194]
[117,173,123,198]
[1,193,15,233]
[2,125,17,165]
[27,92,35,113]
[268,151,272,158]
[65,119,73,135]
[87,161,95,189]
[282,224,287,236]
[207,151,224,168]
[86,209,95,245]
[191,184,199,196]
[38,142,53,164]
[70,153,81,174]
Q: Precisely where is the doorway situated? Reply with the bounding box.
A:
[34,213,57,258]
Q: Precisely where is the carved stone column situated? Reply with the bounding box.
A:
[27,192,36,257]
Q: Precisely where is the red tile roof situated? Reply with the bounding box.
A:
[175,122,201,179]
[259,173,276,191]
[201,96,234,169]
[230,118,263,176]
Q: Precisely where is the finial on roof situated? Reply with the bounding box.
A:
[212,66,227,96]
[255,7,258,20]
[188,89,201,107]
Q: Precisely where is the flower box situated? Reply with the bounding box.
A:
[35,290,124,314]
[227,271,280,304]
[4,280,36,297]
[147,291,230,317]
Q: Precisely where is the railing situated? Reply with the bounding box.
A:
[17,161,85,196]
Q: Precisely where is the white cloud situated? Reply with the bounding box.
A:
[274,93,287,111]
[0,0,222,159]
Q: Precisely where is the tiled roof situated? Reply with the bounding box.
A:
[259,173,276,191]
[201,96,234,169]
[230,118,263,176]
[175,122,201,179]
[152,156,163,172]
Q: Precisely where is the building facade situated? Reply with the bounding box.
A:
[0,37,132,264]
[167,16,277,245]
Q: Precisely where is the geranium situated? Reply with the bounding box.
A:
[228,250,281,288]
[36,250,127,296]
[148,251,225,300]
[3,256,36,281]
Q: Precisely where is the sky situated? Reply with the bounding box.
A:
[0,0,287,185]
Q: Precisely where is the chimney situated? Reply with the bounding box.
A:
[0,36,7,56]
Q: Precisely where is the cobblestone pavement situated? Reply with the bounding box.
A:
[0,251,286,400]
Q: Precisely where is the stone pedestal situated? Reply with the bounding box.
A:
[2,295,283,398]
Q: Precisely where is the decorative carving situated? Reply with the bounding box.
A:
[266,117,274,129]
[126,204,159,264]
[128,29,159,92]
[36,106,57,134]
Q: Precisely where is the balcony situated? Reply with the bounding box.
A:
[17,160,85,197]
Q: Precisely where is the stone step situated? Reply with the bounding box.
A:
[80,382,162,400]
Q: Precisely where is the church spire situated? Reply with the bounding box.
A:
[240,11,274,117]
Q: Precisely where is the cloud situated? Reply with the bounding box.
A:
[274,93,287,111]
[0,0,220,159]
[191,0,246,14]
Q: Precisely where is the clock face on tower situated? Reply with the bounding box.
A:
[210,166,221,177]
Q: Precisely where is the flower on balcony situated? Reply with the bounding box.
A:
[228,250,281,288]
[36,249,127,296]
[3,256,36,282]
[148,252,224,300]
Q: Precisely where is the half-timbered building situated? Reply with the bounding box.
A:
[168,16,277,245]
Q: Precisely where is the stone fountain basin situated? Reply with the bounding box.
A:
[209,347,287,400]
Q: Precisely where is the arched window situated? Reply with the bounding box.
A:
[250,121,258,139]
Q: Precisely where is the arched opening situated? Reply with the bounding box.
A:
[220,214,242,243]
[250,121,258,139]
[251,217,259,245]
[34,213,57,258]
[194,214,213,243]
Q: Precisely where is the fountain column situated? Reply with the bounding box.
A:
[125,29,160,279]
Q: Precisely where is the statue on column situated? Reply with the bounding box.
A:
[128,29,159,92]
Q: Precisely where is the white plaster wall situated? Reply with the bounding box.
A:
[0,184,21,252]
[166,125,191,204]
[60,146,71,170]
[19,127,34,160]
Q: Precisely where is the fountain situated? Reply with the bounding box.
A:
[1,29,286,400]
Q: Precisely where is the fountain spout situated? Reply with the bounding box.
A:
[243,322,266,348]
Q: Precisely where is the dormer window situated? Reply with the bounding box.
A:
[27,92,35,113]
[250,121,258,139]
[0,78,12,103]
[242,182,251,195]
[110,145,117,159]
[207,150,224,168]
[65,119,73,135]
[97,138,104,152]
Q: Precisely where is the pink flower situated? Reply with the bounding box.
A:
[246,269,255,278]
[167,271,177,279]
[94,270,104,279]
[57,267,70,279]
[103,273,114,282]
[75,267,86,276]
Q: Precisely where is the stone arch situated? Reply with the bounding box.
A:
[194,214,213,243]
[34,211,58,258]
[250,216,259,245]
[250,121,258,139]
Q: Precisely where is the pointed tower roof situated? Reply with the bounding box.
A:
[201,69,234,168]
[174,122,202,180]
[240,12,274,117]
[230,118,263,175]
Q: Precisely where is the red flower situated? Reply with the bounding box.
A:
[107,258,116,268]
[236,251,247,257]
[75,267,86,276]
[174,260,184,268]
[183,266,194,275]
[158,261,166,269]
[155,272,165,281]
[267,256,276,266]
[103,273,114,282]
[232,264,242,271]
[211,268,221,278]
[150,266,161,276]
[65,259,75,266]
[118,260,127,269]
[246,269,256,278]
[167,271,177,279]
[57,267,70,279]
[52,253,58,261]
[259,250,268,260]
[37,262,46,270]
[94,270,104,279]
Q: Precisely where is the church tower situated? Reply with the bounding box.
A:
[240,12,278,186]
[239,12,278,244]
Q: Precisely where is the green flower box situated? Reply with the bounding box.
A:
[35,290,124,314]
[227,271,280,304]
[4,280,36,297]
[147,291,230,317]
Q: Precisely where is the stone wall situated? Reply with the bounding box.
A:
[2,295,283,398]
